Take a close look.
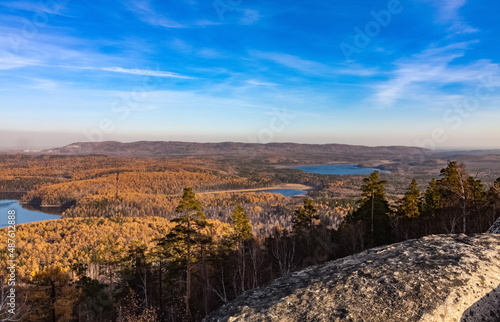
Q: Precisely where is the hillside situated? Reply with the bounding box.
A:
[205,233,500,322]
[0,216,175,278]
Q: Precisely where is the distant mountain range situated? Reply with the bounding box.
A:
[34,141,435,162]
[4,141,499,168]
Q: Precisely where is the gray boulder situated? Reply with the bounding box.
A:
[488,217,500,234]
[205,234,500,322]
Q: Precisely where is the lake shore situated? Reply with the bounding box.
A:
[197,183,314,195]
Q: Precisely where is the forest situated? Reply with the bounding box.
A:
[0,154,499,321]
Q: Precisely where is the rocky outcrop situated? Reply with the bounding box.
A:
[488,217,500,234]
[205,234,500,322]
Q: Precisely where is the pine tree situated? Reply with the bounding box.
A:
[394,179,422,240]
[158,187,211,321]
[76,276,113,321]
[399,179,421,218]
[291,199,321,267]
[347,171,392,248]
[487,178,500,227]
[230,205,252,241]
[292,199,320,235]
[229,205,253,295]
[422,178,441,219]
[437,161,486,233]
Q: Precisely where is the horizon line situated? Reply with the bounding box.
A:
[2,139,500,153]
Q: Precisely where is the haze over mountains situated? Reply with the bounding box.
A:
[39,141,431,158]
[5,141,500,171]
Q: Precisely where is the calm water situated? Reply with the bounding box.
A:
[0,200,61,228]
[260,189,307,197]
[292,164,390,175]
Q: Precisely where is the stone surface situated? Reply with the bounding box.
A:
[488,217,500,234]
[205,234,500,322]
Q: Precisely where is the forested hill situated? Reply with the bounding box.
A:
[40,141,434,161]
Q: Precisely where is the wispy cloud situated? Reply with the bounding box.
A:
[438,0,466,20]
[29,78,59,91]
[197,48,223,59]
[0,1,67,15]
[127,0,219,28]
[245,80,278,86]
[421,0,478,34]
[169,38,223,58]
[38,64,193,79]
[194,19,221,27]
[127,0,186,28]
[336,66,378,77]
[100,67,194,78]
[0,50,36,69]
[240,9,260,25]
[374,41,499,105]
[251,51,327,75]
[251,51,377,77]
[0,30,194,78]
[169,38,192,53]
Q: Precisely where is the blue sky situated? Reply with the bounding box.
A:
[1,0,499,149]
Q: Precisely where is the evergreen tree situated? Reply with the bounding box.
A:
[76,276,114,321]
[347,171,392,248]
[229,205,253,294]
[230,205,252,241]
[437,161,486,233]
[158,187,211,321]
[292,199,320,235]
[291,199,321,265]
[118,241,153,314]
[488,178,500,209]
[399,179,421,218]
[467,176,487,232]
[394,179,422,240]
[422,178,441,219]
[486,178,500,227]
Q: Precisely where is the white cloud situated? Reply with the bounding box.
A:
[251,51,327,75]
[246,80,278,86]
[100,67,194,78]
[240,9,260,25]
[251,51,377,77]
[197,48,223,59]
[0,1,67,15]
[438,0,467,20]
[0,50,36,69]
[169,38,192,53]
[127,0,186,28]
[29,78,58,90]
[194,19,221,27]
[336,66,378,77]
[127,0,219,28]
[168,38,223,59]
[421,0,478,35]
[373,42,500,106]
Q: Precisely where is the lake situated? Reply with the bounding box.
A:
[259,189,307,197]
[0,200,61,228]
[292,164,390,175]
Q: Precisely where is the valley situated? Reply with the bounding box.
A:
[0,141,499,321]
